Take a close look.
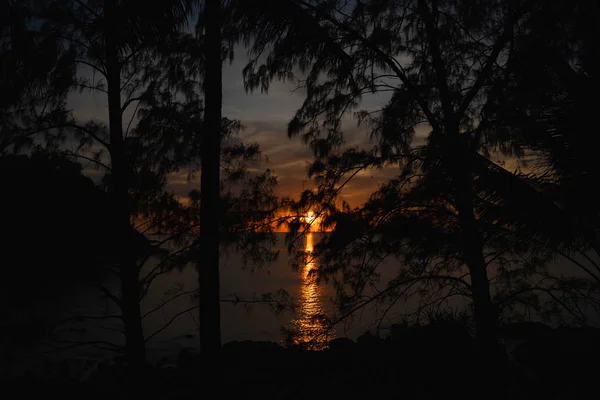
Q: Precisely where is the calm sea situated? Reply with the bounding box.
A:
[33,232,408,366]
[4,232,599,373]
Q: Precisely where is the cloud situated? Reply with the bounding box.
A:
[67,45,396,208]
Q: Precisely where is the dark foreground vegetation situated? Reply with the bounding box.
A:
[3,323,599,400]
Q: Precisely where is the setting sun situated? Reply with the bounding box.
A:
[302,210,322,232]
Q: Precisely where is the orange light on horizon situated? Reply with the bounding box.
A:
[302,210,322,232]
[270,210,335,233]
[306,211,315,224]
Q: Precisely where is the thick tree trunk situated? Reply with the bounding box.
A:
[104,0,146,367]
[455,181,497,352]
[198,0,222,357]
[455,190,504,394]
[448,130,497,356]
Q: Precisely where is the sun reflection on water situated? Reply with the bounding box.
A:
[292,232,334,350]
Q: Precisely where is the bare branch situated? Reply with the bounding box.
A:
[63,151,111,171]
[142,288,198,319]
[97,284,121,307]
[145,305,199,343]
[75,59,107,78]
[121,96,143,114]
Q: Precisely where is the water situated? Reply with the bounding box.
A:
[141,233,333,347]
[138,232,394,354]
[29,232,389,366]
[5,232,599,373]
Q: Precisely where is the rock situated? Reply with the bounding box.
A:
[328,337,354,352]
[356,331,385,349]
[390,323,408,342]
[499,321,552,341]
[176,348,199,369]
[222,340,283,355]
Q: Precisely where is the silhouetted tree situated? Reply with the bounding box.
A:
[232,0,541,359]
[18,1,283,369]
[479,0,600,323]
[36,0,195,367]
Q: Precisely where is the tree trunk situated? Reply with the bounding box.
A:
[198,0,222,357]
[455,182,497,351]
[449,131,497,355]
[104,0,146,367]
[450,145,506,400]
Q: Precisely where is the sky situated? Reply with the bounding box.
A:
[218,53,401,207]
[66,44,524,214]
[67,48,406,209]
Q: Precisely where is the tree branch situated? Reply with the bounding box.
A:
[294,0,440,131]
[63,151,111,171]
[142,288,198,319]
[68,123,110,149]
[456,16,514,118]
[75,59,107,78]
[97,284,121,307]
[145,305,199,343]
[418,0,454,119]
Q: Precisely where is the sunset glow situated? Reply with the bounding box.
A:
[292,232,334,349]
[303,210,322,232]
